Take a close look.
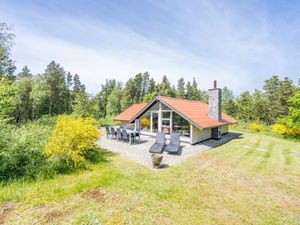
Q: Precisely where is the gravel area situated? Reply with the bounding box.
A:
[98,132,240,169]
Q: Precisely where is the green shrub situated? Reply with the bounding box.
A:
[98,116,120,127]
[0,121,53,181]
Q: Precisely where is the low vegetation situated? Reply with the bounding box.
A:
[249,122,264,132]
[0,131,299,224]
[0,116,102,182]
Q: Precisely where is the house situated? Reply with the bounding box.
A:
[114,81,237,144]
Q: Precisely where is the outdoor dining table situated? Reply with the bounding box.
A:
[126,129,140,144]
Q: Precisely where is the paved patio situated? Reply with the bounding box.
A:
[97,132,240,169]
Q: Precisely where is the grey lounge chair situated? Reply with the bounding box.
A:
[149,132,165,153]
[165,133,180,154]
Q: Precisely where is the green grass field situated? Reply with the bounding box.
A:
[0,131,299,225]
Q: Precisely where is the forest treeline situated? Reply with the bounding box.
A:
[1,22,300,129]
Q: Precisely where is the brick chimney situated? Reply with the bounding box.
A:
[208,80,222,121]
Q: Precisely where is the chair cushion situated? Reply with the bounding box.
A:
[165,144,179,153]
[149,143,164,153]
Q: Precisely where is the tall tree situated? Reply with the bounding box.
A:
[17,66,32,78]
[148,78,156,94]
[280,90,300,130]
[222,87,236,116]
[44,61,68,115]
[31,74,48,119]
[72,90,92,117]
[141,72,150,101]
[0,23,16,79]
[132,73,143,102]
[96,79,117,117]
[263,76,295,124]
[121,78,135,110]
[0,77,16,121]
[235,91,254,121]
[157,75,172,96]
[186,77,203,101]
[14,76,33,122]
[176,77,185,98]
[251,90,269,122]
[73,74,85,92]
[65,72,73,113]
[106,85,122,116]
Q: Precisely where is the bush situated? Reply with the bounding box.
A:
[45,116,101,167]
[272,124,300,137]
[249,122,263,132]
[98,116,120,127]
[141,117,150,128]
[0,121,53,181]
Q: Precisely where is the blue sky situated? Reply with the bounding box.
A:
[1,0,300,94]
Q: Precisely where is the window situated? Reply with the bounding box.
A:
[161,104,171,110]
[162,120,170,126]
[162,111,171,119]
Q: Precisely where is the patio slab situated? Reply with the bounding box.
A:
[97,132,240,169]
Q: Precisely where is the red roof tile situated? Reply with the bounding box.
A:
[115,96,237,129]
[157,96,237,129]
[114,103,147,122]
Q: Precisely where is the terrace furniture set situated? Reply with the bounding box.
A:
[105,126,141,144]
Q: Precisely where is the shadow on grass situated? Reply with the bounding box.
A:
[86,147,116,164]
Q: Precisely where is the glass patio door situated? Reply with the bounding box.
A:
[150,112,159,133]
[161,111,172,134]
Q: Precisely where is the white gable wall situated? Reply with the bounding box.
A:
[190,125,229,144]
[220,125,229,134]
[190,125,212,144]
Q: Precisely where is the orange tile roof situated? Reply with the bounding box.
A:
[115,96,237,129]
[114,103,147,122]
[157,96,237,129]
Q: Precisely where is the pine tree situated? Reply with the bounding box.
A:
[14,76,33,122]
[106,85,122,115]
[0,23,16,80]
[235,91,254,121]
[141,72,150,101]
[176,77,185,98]
[186,77,203,101]
[157,75,172,96]
[263,76,295,124]
[44,61,68,115]
[148,78,156,94]
[17,66,32,78]
[121,78,135,110]
[96,79,117,117]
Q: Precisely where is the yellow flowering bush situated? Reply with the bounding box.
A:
[45,116,101,167]
[272,124,300,137]
[141,117,150,128]
[249,122,263,132]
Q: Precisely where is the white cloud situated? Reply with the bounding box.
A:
[11,18,249,94]
[4,0,300,95]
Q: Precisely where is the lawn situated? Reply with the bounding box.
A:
[0,131,299,225]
